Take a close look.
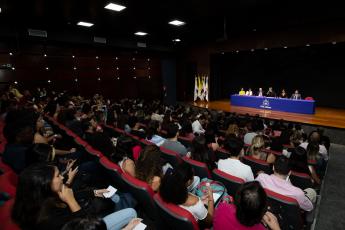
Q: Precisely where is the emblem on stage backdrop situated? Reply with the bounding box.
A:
[260,99,271,109]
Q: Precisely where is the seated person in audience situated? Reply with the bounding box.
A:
[300,131,328,162]
[82,119,117,158]
[192,114,206,135]
[113,135,136,177]
[306,141,324,178]
[225,123,240,138]
[12,163,138,230]
[290,90,302,100]
[159,162,214,226]
[279,89,288,98]
[34,115,76,156]
[248,135,276,164]
[257,88,264,97]
[239,88,246,95]
[190,135,217,171]
[245,88,253,96]
[135,145,163,192]
[256,156,315,212]
[127,116,145,139]
[145,120,166,146]
[213,181,280,230]
[289,146,320,185]
[266,87,276,97]
[179,117,195,139]
[243,119,264,145]
[218,137,254,182]
[2,121,34,174]
[161,123,188,156]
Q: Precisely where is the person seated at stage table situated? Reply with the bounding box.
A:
[239,88,246,95]
[291,90,302,100]
[245,88,253,96]
[257,88,264,97]
[266,87,276,97]
[279,89,288,98]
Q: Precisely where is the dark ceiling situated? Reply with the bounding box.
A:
[1,0,345,46]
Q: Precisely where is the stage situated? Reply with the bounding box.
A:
[191,99,345,129]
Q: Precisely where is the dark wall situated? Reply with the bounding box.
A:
[0,39,164,99]
[210,42,345,108]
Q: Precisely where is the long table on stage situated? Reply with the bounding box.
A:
[230,95,315,114]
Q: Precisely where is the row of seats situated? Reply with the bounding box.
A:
[44,116,305,229]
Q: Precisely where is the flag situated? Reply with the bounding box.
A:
[194,76,198,101]
[205,76,209,101]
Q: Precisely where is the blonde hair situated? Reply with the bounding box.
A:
[250,135,265,157]
[226,124,239,137]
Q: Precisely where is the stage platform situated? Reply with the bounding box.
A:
[191,99,345,129]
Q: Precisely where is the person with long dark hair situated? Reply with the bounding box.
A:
[190,135,216,171]
[12,164,138,230]
[135,145,163,192]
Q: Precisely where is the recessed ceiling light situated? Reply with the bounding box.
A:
[73,67,77,70]
[45,67,49,70]
[172,38,181,42]
[332,41,337,45]
[284,46,288,49]
[72,55,75,58]
[134,31,148,36]
[12,67,15,70]
[14,81,18,84]
[148,75,151,79]
[47,80,51,83]
[251,49,255,52]
[115,57,118,60]
[77,21,94,27]
[116,67,119,70]
[97,67,100,70]
[264,48,268,50]
[97,77,101,81]
[306,44,310,47]
[75,78,78,82]
[104,3,126,12]
[96,56,99,59]
[117,77,120,80]
[9,52,13,56]
[133,67,136,70]
[44,54,47,57]
[169,20,186,26]
[221,52,225,55]
[253,28,257,32]
[133,76,136,79]
[236,50,239,53]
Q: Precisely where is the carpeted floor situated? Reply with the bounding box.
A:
[315,143,345,230]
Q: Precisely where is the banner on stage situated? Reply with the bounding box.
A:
[194,74,209,101]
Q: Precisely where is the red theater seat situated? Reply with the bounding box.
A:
[211,169,244,196]
[182,157,211,179]
[153,194,199,230]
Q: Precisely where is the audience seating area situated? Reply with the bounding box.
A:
[0,91,330,230]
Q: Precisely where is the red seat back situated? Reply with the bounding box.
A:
[182,157,211,179]
[265,189,303,230]
[121,173,156,220]
[211,169,244,196]
[153,194,199,230]
[99,156,125,190]
[0,199,20,230]
[242,156,272,176]
[159,147,182,168]
[289,171,313,190]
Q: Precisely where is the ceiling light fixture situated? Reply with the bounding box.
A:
[77,21,94,27]
[9,52,13,56]
[104,3,126,12]
[284,46,288,49]
[134,31,148,36]
[169,20,186,26]
[172,38,181,42]
[306,44,310,47]
[332,41,337,45]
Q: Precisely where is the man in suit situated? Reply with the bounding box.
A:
[291,90,302,100]
[266,87,276,97]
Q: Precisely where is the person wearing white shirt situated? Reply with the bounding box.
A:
[218,137,254,182]
[192,115,206,135]
[245,88,253,96]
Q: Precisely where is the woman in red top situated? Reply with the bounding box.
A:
[213,181,280,230]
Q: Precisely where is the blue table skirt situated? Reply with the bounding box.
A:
[230,95,315,114]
